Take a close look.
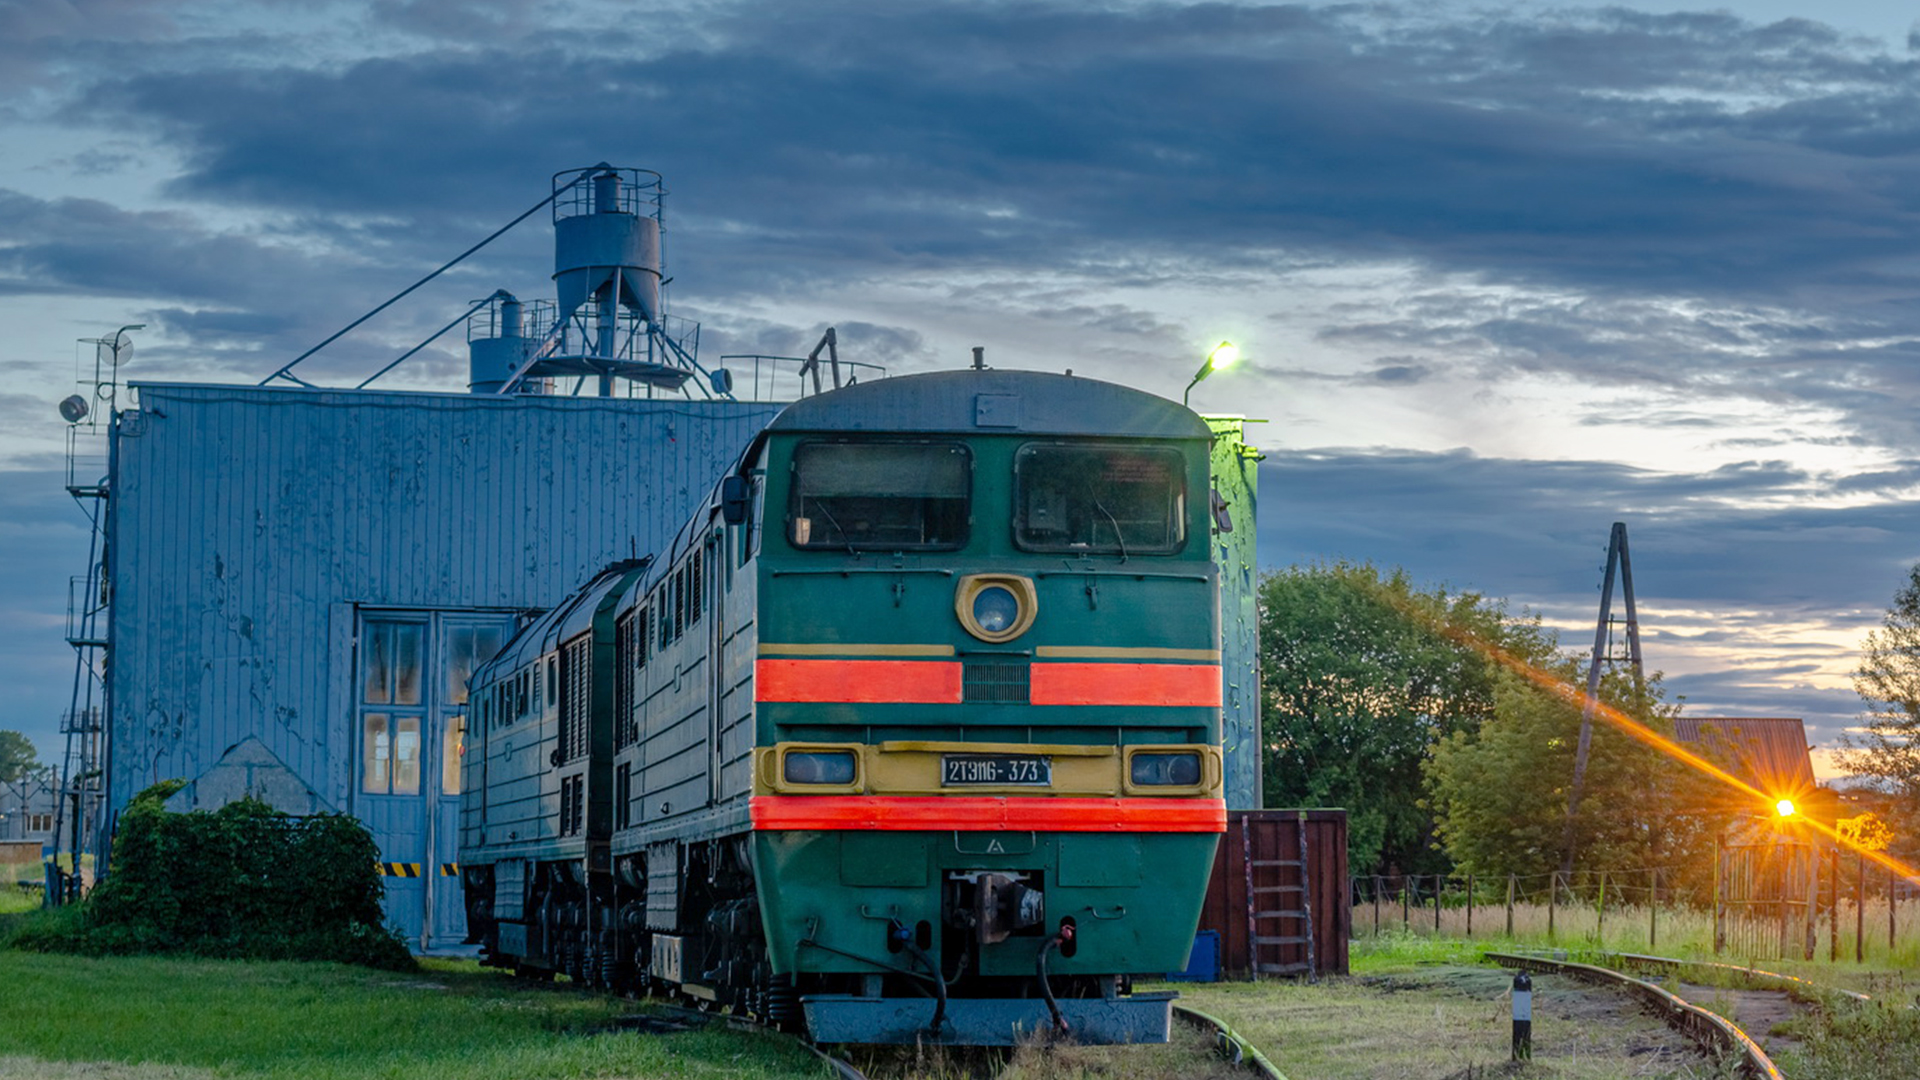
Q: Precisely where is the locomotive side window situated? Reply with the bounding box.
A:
[1014,444,1186,555]
[788,441,970,551]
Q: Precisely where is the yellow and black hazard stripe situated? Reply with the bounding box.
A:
[377,862,422,878]
[439,863,461,877]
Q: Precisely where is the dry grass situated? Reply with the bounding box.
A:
[845,1025,1245,1080]
[1352,898,1920,969]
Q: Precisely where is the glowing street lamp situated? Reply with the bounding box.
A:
[1183,341,1240,406]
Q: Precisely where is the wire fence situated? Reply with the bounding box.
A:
[1351,855,1920,966]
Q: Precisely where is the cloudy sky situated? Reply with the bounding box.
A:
[6,0,1920,780]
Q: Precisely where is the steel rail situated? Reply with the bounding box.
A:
[1609,951,1875,1004]
[1486,952,1782,1080]
[1172,1003,1292,1080]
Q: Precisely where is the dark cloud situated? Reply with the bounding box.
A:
[1259,446,1920,607]
[0,0,1913,438]
[55,3,1920,296]
[1257,444,1916,743]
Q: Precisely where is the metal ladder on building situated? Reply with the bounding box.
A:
[47,328,131,903]
[1242,812,1317,979]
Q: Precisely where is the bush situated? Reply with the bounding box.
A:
[4,781,413,970]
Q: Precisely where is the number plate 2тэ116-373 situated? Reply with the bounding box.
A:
[940,754,1051,787]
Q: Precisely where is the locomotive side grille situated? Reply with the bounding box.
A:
[963,659,1031,704]
[689,548,704,628]
[560,635,591,763]
[614,611,637,750]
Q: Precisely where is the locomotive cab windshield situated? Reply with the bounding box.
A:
[788,440,971,550]
[1015,443,1186,554]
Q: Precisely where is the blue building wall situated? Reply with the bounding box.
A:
[107,384,781,948]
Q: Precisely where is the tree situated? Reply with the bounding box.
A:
[1839,563,1920,812]
[1258,562,1556,875]
[0,730,41,784]
[1425,666,1718,893]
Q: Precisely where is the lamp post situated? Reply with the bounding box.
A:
[1183,341,1239,406]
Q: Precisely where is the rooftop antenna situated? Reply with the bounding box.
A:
[1559,521,1645,877]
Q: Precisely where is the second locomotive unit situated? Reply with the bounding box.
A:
[460,368,1227,1043]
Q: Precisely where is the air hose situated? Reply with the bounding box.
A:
[892,921,947,1036]
[1037,924,1074,1035]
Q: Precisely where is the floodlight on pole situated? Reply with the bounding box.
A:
[1183,341,1239,406]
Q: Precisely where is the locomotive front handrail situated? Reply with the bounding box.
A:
[1034,569,1211,581]
[770,567,957,577]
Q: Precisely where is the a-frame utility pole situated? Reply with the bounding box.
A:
[1558,521,1646,877]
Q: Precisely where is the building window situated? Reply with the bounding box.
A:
[357,610,512,801]
[362,621,424,705]
[442,714,465,796]
[362,713,422,796]
[446,625,507,706]
[28,814,52,833]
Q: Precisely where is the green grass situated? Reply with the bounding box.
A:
[0,864,41,915]
[0,952,828,1079]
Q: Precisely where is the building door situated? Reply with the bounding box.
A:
[356,611,511,952]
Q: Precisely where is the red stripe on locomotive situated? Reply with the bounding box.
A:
[749,795,1227,832]
[1029,662,1222,707]
[755,658,964,703]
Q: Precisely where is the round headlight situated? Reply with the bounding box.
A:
[972,586,1020,634]
[955,574,1037,643]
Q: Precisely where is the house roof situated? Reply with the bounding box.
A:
[1673,717,1816,795]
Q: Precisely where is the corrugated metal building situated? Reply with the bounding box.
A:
[106,383,781,949]
[1674,717,1816,797]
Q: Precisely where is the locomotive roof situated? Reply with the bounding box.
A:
[474,558,649,685]
[766,368,1211,440]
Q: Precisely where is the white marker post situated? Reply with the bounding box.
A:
[1511,970,1533,1061]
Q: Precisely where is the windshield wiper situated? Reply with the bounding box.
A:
[1093,501,1129,565]
[809,500,859,556]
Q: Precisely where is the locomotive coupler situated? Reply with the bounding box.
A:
[947,870,1045,946]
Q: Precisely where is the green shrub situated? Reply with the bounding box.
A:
[5,781,413,970]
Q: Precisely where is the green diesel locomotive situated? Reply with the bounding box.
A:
[461,368,1225,1044]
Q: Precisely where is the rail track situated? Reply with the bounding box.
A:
[1486,951,1784,1080]
[638,996,1291,1079]
[1610,952,1875,1004]
[1173,1002,1292,1080]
